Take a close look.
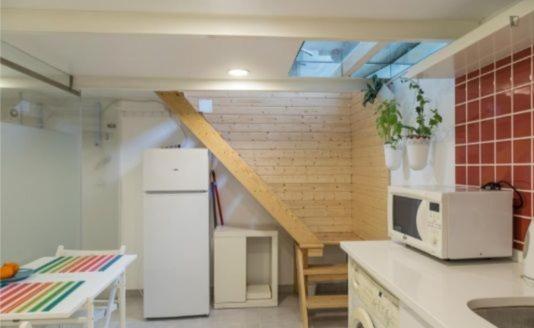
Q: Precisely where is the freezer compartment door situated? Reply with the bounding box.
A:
[143,148,209,192]
[143,192,210,318]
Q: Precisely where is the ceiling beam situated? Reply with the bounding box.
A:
[1,9,477,41]
[74,76,367,93]
[342,42,388,77]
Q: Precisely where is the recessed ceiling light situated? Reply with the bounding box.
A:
[228,69,249,77]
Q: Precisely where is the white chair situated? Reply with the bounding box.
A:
[56,245,127,328]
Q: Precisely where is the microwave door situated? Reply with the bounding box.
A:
[393,195,422,240]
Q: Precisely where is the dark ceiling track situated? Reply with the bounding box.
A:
[0,57,81,97]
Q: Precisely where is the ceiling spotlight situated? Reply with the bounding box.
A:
[228,69,249,77]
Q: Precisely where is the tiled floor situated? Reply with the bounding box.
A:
[110,293,347,328]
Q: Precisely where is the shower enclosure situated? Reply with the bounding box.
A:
[0,42,83,264]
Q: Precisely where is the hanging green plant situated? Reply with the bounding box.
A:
[402,79,443,138]
[362,75,385,107]
[375,99,403,149]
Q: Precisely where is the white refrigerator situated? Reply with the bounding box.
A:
[142,148,210,318]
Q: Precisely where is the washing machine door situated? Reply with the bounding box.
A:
[353,307,375,328]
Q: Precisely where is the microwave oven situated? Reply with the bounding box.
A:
[388,186,513,259]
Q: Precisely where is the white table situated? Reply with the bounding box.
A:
[0,255,136,328]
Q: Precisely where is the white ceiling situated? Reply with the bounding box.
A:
[1,0,517,21]
[1,33,302,80]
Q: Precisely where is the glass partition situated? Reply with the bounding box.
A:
[0,44,82,264]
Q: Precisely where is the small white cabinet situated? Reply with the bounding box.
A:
[213,227,278,308]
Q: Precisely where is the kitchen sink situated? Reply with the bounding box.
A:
[468,297,534,328]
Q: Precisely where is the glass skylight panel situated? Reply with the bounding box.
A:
[289,40,448,79]
[351,41,448,79]
[289,40,359,77]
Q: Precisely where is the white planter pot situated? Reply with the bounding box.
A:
[383,144,403,170]
[406,137,431,170]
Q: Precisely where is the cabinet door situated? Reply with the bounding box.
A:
[214,236,246,303]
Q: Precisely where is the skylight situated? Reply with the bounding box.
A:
[289,40,448,79]
[289,41,360,78]
[351,41,448,79]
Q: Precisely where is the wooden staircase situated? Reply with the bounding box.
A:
[157,91,356,327]
[295,245,349,327]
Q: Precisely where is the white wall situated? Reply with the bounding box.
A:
[388,79,455,186]
[81,101,120,250]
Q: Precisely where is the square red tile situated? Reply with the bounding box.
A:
[495,116,511,139]
[513,165,532,190]
[481,143,494,164]
[496,141,512,163]
[456,166,466,185]
[513,47,532,61]
[467,100,479,121]
[455,125,466,144]
[513,84,532,112]
[455,146,466,164]
[495,91,511,115]
[513,58,532,87]
[455,104,466,124]
[455,83,466,104]
[456,75,466,85]
[467,78,480,100]
[496,56,511,68]
[481,166,494,184]
[496,66,512,92]
[496,165,512,182]
[467,122,480,143]
[480,120,494,141]
[467,69,480,80]
[480,72,495,97]
[513,111,531,137]
[468,144,480,164]
[480,96,495,119]
[513,216,531,242]
[467,166,480,186]
[514,139,531,163]
[481,63,495,75]
[516,192,532,217]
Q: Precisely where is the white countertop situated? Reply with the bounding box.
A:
[340,240,534,328]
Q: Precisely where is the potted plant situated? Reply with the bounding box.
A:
[362,75,385,107]
[402,79,443,170]
[374,99,404,170]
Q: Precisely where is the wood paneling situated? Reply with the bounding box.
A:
[185,91,355,242]
[157,91,322,252]
[350,94,389,240]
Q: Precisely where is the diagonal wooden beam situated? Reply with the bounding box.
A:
[157,91,323,253]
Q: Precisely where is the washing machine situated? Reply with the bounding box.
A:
[349,260,399,328]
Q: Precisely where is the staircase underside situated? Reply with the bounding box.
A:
[157,91,325,252]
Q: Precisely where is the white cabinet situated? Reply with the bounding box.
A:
[214,227,278,308]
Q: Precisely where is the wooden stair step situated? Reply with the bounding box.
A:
[306,295,348,310]
[314,232,361,245]
[303,264,347,276]
[307,274,347,282]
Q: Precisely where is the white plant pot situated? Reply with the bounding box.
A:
[383,144,403,170]
[406,137,431,170]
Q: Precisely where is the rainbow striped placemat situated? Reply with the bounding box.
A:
[0,281,84,314]
[34,255,122,274]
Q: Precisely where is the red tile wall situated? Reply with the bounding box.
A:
[455,45,533,251]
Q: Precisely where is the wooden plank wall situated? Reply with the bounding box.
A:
[350,93,389,240]
[185,91,353,237]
